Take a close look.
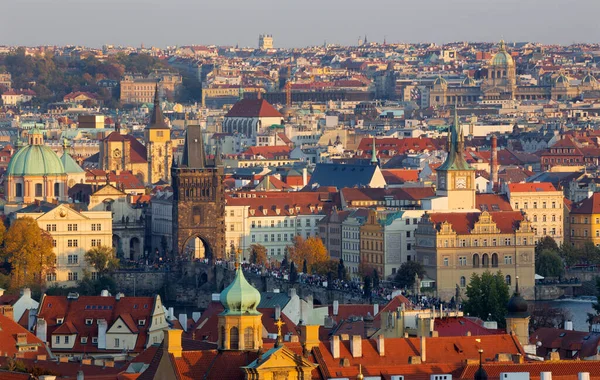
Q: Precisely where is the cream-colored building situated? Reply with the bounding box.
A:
[506,182,565,245]
[416,108,536,301]
[120,72,182,105]
[14,203,113,286]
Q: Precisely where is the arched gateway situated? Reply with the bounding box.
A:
[172,124,225,260]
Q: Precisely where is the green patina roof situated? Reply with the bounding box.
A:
[60,152,84,174]
[7,145,66,176]
[490,40,514,67]
[437,107,475,172]
[220,266,261,316]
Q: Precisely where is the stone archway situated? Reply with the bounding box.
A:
[130,237,141,261]
[181,235,213,261]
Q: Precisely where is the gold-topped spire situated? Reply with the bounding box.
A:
[357,364,364,380]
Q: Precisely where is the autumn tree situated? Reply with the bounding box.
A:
[248,244,267,266]
[84,246,120,277]
[287,236,328,272]
[3,217,55,289]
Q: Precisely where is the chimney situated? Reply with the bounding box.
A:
[192,312,201,323]
[490,134,498,192]
[333,300,339,316]
[579,373,591,380]
[564,320,574,331]
[21,288,31,299]
[164,329,183,358]
[179,313,188,332]
[16,333,27,345]
[377,334,385,356]
[97,319,107,349]
[373,303,379,315]
[288,288,297,298]
[420,336,426,362]
[330,336,340,359]
[168,307,175,320]
[302,168,308,187]
[350,335,362,358]
[77,371,84,380]
[300,325,320,351]
[0,305,14,320]
[100,289,109,296]
[36,318,47,343]
[540,372,552,380]
[275,305,281,321]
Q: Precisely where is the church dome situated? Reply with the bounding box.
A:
[433,75,448,86]
[506,277,529,318]
[490,40,514,67]
[462,76,477,87]
[220,266,261,315]
[554,72,570,87]
[7,130,65,176]
[582,72,597,84]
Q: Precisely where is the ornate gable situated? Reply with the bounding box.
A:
[472,211,500,234]
[243,345,317,379]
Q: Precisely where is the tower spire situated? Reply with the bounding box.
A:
[147,82,168,130]
[181,125,206,169]
[370,135,378,165]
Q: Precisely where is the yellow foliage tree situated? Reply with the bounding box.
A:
[3,217,55,289]
[287,236,329,273]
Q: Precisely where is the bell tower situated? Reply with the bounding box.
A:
[146,84,172,185]
[436,106,476,210]
[171,124,225,260]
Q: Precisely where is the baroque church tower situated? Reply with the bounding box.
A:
[145,85,172,184]
[171,124,225,260]
[435,107,476,210]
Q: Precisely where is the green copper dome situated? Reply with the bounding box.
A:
[60,152,84,174]
[433,75,448,86]
[490,40,514,67]
[220,267,261,315]
[7,145,66,176]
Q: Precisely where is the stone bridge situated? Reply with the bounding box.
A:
[111,262,367,310]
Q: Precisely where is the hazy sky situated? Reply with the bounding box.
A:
[2,0,600,48]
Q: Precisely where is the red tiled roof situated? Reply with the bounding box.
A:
[0,313,51,360]
[170,350,259,380]
[428,211,525,234]
[313,334,523,379]
[226,191,339,217]
[508,182,557,192]
[357,137,437,157]
[460,361,600,380]
[475,194,513,212]
[571,192,600,214]
[37,295,157,354]
[104,133,148,164]
[225,99,283,118]
[434,317,504,337]
[240,145,291,159]
[381,169,420,184]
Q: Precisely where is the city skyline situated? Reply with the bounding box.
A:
[2,0,600,48]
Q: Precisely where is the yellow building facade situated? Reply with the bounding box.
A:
[569,192,600,248]
[359,210,385,276]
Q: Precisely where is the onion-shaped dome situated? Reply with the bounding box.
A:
[7,129,65,176]
[433,75,448,86]
[490,40,514,67]
[506,277,529,318]
[462,76,477,87]
[220,266,261,315]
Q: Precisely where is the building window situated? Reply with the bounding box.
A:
[15,183,23,197]
[552,215,556,222]
[67,255,78,264]
[443,257,449,266]
[460,276,466,287]
[230,327,239,350]
[67,224,78,232]
[459,256,467,266]
[47,273,56,282]
[505,275,511,285]
[55,336,59,344]
[244,327,254,349]
[504,255,513,265]
[54,183,60,197]
[492,253,498,267]
[585,230,589,237]
[515,202,519,209]
[473,254,480,268]
[571,229,575,237]
[407,243,412,251]
[35,183,43,197]
[585,218,589,224]
[251,234,256,243]
[552,202,556,208]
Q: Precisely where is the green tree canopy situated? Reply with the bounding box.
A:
[536,249,565,278]
[535,236,559,256]
[84,246,119,276]
[463,271,511,328]
[394,261,426,289]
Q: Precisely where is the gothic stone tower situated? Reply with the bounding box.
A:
[171,124,225,260]
[145,85,172,185]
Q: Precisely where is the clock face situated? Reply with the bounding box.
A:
[113,149,121,158]
[455,177,466,189]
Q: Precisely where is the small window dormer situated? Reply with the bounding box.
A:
[56,318,64,325]
[85,319,93,325]
[138,319,146,326]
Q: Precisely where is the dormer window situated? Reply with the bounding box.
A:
[92,337,98,344]
[81,337,88,344]
[56,318,64,325]
[138,319,146,326]
[85,319,93,325]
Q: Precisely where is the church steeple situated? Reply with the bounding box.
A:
[181,125,207,168]
[437,105,472,172]
[370,135,378,165]
[147,83,168,130]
